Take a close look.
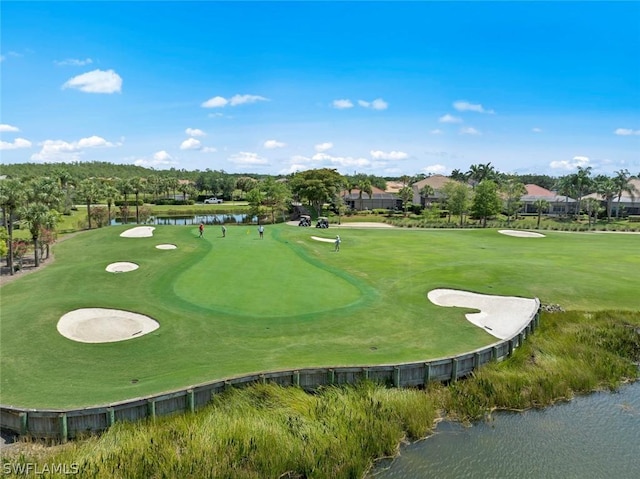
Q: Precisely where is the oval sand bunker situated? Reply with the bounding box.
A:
[57,308,159,343]
[156,244,177,250]
[106,262,139,273]
[498,230,545,238]
[120,226,155,238]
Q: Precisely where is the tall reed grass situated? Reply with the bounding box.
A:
[3,310,638,478]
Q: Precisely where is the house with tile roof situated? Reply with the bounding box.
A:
[521,184,575,215]
[410,175,468,207]
[583,178,640,216]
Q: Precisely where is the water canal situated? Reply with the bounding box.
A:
[374,381,639,478]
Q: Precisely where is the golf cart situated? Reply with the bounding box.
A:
[316,217,329,228]
[298,215,311,227]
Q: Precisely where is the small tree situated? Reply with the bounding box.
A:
[471,180,502,227]
[443,181,472,226]
[399,186,413,217]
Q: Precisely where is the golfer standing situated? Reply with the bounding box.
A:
[222,225,227,237]
[199,223,204,238]
[334,235,341,252]
[258,225,264,239]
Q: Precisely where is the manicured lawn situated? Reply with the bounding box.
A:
[0,224,638,408]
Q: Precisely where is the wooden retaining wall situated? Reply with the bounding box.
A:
[1,301,540,441]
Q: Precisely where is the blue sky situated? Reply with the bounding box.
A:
[1,1,639,177]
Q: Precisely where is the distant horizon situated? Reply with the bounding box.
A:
[1,1,638,177]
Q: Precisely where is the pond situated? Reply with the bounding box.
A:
[374,381,639,478]
[111,214,252,226]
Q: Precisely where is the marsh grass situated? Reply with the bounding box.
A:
[4,310,638,478]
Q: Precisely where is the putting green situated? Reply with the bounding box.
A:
[174,234,363,317]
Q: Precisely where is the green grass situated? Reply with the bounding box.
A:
[1,224,639,408]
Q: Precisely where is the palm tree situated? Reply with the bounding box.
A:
[502,180,527,224]
[571,166,593,216]
[129,177,145,224]
[554,175,576,217]
[19,203,57,267]
[76,179,104,229]
[419,185,435,208]
[613,169,637,218]
[399,186,413,216]
[594,175,617,221]
[0,178,27,275]
[357,179,372,211]
[533,199,549,228]
[584,198,602,227]
[102,183,120,225]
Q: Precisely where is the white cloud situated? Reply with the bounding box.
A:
[299,152,372,169]
[532,127,543,133]
[264,139,286,149]
[185,128,206,137]
[315,142,333,152]
[0,138,32,150]
[430,129,444,135]
[180,138,202,150]
[550,155,591,170]
[202,96,228,108]
[358,98,388,110]
[438,114,462,124]
[133,150,176,168]
[332,99,354,109]
[459,127,481,135]
[614,128,640,136]
[202,94,268,108]
[202,146,217,153]
[370,98,388,110]
[453,100,495,114]
[0,124,20,132]
[31,135,117,161]
[422,164,448,174]
[62,69,122,94]
[370,150,408,160]
[55,58,93,66]
[229,94,268,106]
[229,152,269,165]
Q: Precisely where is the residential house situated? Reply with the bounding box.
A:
[341,186,400,211]
[411,175,462,207]
[520,184,575,215]
[583,178,640,216]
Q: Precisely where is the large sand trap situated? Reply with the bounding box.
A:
[311,236,337,243]
[106,262,139,273]
[57,308,159,343]
[428,289,538,340]
[498,229,545,238]
[120,226,155,238]
[156,244,177,250]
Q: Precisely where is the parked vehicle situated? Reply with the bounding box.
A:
[204,197,224,204]
[298,215,311,227]
[316,217,329,228]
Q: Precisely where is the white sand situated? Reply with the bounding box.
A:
[57,308,159,343]
[498,229,545,238]
[105,262,139,273]
[311,236,337,243]
[156,244,177,250]
[120,226,155,238]
[427,289,538,340]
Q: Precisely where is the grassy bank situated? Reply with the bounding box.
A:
[3,310,638,478]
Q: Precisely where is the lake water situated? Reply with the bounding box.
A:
[111,214,251,226]
[374,381,639,479]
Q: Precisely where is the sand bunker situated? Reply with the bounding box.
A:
[120,226,155,238]
[106,262,139,273]
[156,244,177,250]
[499,230,545,238]
[311,236,337,243]
[57,308,159,343]
[427,289,538,340]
